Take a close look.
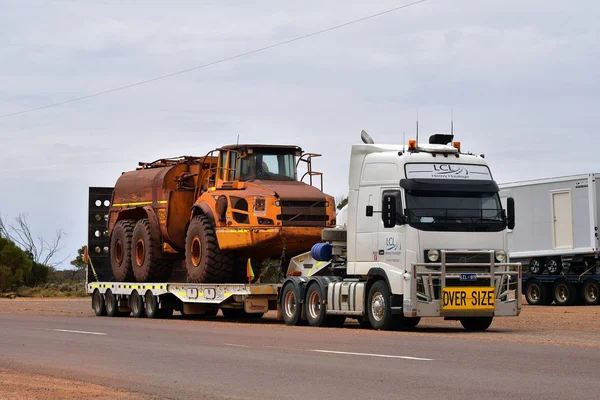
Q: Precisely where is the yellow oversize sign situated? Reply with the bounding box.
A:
[441,287,495,311]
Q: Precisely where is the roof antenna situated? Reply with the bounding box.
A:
[236,134,240,145]
[451,108,454,136]
[416,108,419,145]
[403,131,406,150]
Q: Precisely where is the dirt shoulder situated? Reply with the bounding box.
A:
[0,368,155,400]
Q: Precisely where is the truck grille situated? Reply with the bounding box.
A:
[277,200,328,227]
[425,251,493,264]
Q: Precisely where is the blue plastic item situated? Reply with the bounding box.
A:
[311,243,333,261]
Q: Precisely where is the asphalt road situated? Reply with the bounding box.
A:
[0,313,598,400]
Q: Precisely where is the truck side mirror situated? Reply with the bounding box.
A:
[507,197,515,230]
[382,194,396,228]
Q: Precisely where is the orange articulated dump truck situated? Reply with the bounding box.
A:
[107,144,336,284]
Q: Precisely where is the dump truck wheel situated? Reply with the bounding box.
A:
[132,219,172,282]
[460,317,493,331]
[185,215,233,283]
[110,219,135,281]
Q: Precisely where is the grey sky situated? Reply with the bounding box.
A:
[1,0,598,269]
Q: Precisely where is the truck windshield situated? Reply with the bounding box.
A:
[236,151,296,181]
[405,191,505,232]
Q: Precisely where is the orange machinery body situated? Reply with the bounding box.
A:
[108,153,336,262]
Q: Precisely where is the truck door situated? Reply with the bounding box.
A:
[377,189,406,268]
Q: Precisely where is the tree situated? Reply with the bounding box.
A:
[335,195,348,210]
[68,245,87,281]
[0,213,66,267]
[0,237,33,291]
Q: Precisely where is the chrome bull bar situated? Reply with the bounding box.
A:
[404,250,522,318]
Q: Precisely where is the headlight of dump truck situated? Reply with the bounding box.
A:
[495,250,507,263]
[427,249,440,262]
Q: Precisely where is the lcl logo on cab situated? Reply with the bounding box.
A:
[386,237,399,251]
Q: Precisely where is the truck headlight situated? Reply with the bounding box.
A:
[427,249,439,262]
[495,250,507,263]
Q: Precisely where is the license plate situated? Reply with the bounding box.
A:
[441,287,495,311]
[460,273,477,281]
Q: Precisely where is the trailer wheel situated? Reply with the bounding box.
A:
[144,291,159,318]
[92,290,106,316]
[110,220,135,281]
[132,219,172,282]
[581,279,600,305]
[281,283,303,326]
[105,290,120,317]
[552,279,576,306]
[546,257,563,275]
[130,291,145,318]
[367,280,394,331]
[460,317,493,331]
[524,279,550,305]
[529,258,543,275]
[185,215,233,283]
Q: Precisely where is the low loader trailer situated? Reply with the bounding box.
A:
[87,132,522,331]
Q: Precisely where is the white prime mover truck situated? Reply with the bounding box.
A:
[499,174,600,306]
[86,132,522,331]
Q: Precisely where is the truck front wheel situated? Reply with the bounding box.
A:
[185,215,233,283]
[367,280,394,331]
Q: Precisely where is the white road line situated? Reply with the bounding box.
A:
[224,343,250,348]
[47,329,107,336]
[311,349,433,361]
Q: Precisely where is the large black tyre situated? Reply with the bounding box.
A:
[552,279,576,306]
[131,219,173,282]
[185,215,234,283]
[581,279,600,305]
[460,317,493,331]
[367,280,395,331]
[397,317,421,330]
[281,283,303,326]
[110,220,135,281]
[92,290,106,316]
[546,257,563,275]
[524,279,550,305]
[144,291,159,318]
[130,291,145,318]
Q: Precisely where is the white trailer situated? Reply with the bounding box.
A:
[499,174,600,274]
[87,132,522,330]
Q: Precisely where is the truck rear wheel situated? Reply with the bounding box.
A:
[105,289,120,317]
[305,283,344,327]
[130,291,145,318]
[552,279,576,306]
[132,219,172,282]
[185,215,233,283]
[92,290,105,316]
[581,279,600,305]
[281,283,303,326]
[110,220,135,281]
[460,317,493,331]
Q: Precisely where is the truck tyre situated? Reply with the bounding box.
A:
[144,291,159,318]
[524,279,549,305]
[92,290,106,316]
[460,317,493,331]
[281,283,303,326]
[581,279,600,305]
[105,289,120,317]
[552,279,576,306]
[546,257,563,275]
[321,228,347,242]
[305,283,343,327]
[367,280,395,331]
[130,291,145,318]
[185,215,233,283]
[110,219,135,281]
[529,258,543,275]
[131,219,172,282]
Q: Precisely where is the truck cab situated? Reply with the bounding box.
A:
[284,132,522,331]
